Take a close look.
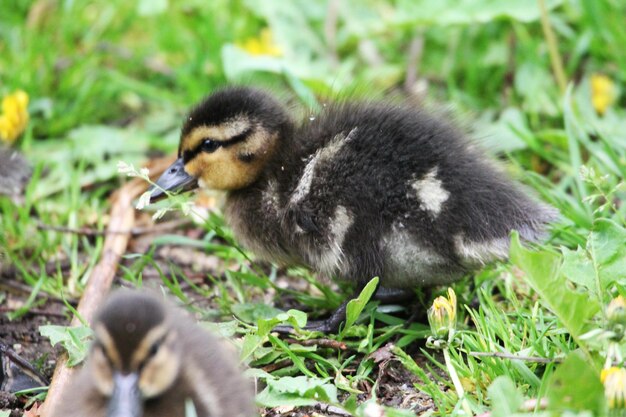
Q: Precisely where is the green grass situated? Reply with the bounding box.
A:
[1,0,626,416]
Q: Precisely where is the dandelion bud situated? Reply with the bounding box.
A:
[602,367,626,409]
[607,296,626,341]
[427,288,457,341]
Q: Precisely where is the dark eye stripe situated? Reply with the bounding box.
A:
[220,127,252,148]
[182,127,253,163]
[138,334,167,371]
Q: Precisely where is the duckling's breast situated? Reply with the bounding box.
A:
[225,180,302,267]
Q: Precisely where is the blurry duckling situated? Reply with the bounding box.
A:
[150,87,557,332]
[0,146,31,203]
[51,290,255,417]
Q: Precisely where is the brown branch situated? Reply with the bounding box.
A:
[538,0,567,93]
[0,307,67,319]
[0,280,73,304]
[0,342,49,386]
[36,218,192,237]
[404,32,425,94]
[284,338,347,351]
[324,0,340,67]
[40,157,173,417]
[261,359,292,373]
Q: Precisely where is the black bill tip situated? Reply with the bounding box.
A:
[149,158,198,203]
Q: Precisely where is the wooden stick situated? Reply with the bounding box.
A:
[40,156,174,417]
[284,338,347,351]
[35,218,192,237]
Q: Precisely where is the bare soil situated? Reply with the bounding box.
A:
[1,225,440,416]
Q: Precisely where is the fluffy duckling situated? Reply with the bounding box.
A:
[150,87,557,332]
[51,290,255,417]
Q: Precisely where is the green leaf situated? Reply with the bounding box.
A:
[510,233,600,339]
[514,63,559,116]
[268,335,315,378]
[393,0,564,26]
[561,219,626,296]
[137,0,168,16]
[283,68,320,111]
[342,277,379,335]
[240,334,265,363]
[39,325,93,366]
[7,275,44,320]
[547,351,604,415]
[231,302,283,324]
[257,309,308,336]
[472,108,529,154]
[588,219,626,286]
[561,246,596,292]
[256,375,338,407]
[201,320,240,338]
[221,44,285,81]
[488,376,524,417]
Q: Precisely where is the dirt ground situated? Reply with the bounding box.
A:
[0,226,440,417]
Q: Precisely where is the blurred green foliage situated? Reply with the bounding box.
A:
[1,0,626,415]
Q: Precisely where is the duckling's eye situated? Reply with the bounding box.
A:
[201,139,220,153]
[147,341,160,359]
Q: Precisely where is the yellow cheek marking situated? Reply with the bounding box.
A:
[94,324,122,370]
[130,324,168,369]
[138,331,181,398]
[181,118,251,152]
[184,130,278,190]
[90,346,114,395]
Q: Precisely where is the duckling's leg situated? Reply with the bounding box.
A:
[273,286,415,334]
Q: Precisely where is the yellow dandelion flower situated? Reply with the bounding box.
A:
[602,367,626,409]
[237,28,282,57]
[591,73,617,116]
[427,288,457,340]
[607,295,626,342]
[0,90,29,144]
[608,296,626,322]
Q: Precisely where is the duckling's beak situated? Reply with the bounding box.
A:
[107,372,143,417]
[149,158,198,202]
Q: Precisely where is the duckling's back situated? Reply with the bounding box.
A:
[254,101,556,287]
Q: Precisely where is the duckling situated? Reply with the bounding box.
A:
[50,290,255,417]
[0,146,31,203]
[150,87,557,332]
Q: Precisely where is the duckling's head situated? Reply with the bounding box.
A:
[150,87,292,201]
[89,291,181,417]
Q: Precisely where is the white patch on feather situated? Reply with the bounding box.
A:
[262,179,280,214]
[382,224,455,286]
[411,167,449,216]
[290,155,318,204]
[290,128,358,205]
[454,234,509,264]
[312,205,353,276]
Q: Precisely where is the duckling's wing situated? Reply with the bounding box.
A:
[288,206,320,234]
[177,317,256,417]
